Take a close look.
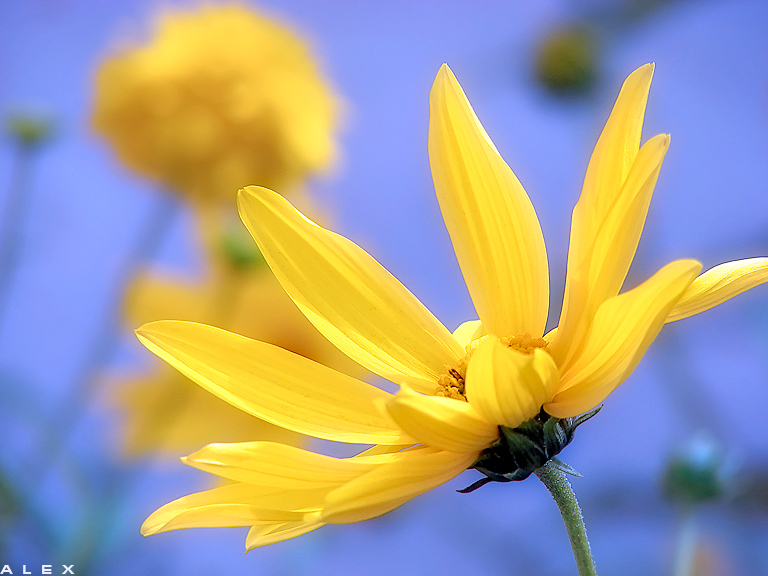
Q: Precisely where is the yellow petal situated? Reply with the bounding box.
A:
[245,522,323,550]
[554,134,670,367]
[237,186,464,388]
[546,259,701,418]
[452,319,483,349]
[183,441,381,487]
[429,64,549,338]
[135,320,410,445]
[384,385,498,453]
[465,338,560,428]
[141,483,323,535]
[553,64,666,367]
[666,258,768,322]
[319,447,475,524]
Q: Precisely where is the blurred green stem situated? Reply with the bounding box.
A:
[535,460,599,576]
[0,140,37,327]
[673,507,698,576]
[31,191,180,481]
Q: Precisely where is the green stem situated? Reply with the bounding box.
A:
[0,141,36,328]
[672,507,697,576]
[535,461,598,576]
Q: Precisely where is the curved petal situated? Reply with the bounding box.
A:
[465,338,560,428]
[429,64,549,338]
[452,319,483,349]
[319,447,475,524]
[183,442,382,487]
[546,259,701,418]
[384,385,498,453]
[141,483,327,535]
[136,320,411,445]
[666,258,768,322]
[237,186,464,385]
[552,64,658,365]
[246,522,323,550]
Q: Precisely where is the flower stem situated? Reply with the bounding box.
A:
[535,460,598,576]
[672,507,697,576]
[0,140,36,328]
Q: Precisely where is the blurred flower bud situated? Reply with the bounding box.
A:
[6,112,54,147]
[219,225,266,270]
[534,25,598,95]
[663,435,734,506]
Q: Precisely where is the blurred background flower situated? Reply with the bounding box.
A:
[91,4,339,207]
[0,1,767,575]
[90,3,349,461]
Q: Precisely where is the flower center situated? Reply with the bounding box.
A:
[434,332,549,401]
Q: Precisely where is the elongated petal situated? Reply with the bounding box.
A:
[555,134,669,367]
[237,186,463,387]
[384,385,498,452]
[183,442,381,487]
[553,64,657,365]
[557,133,670,360]
[246,522,323,550]
[465,338,560,428]
[429,64,549,338]
[666,258,768,322]
[546,259,701,418]
[141,483,325,535]
[136,321,410,445]
[319,448,476,524]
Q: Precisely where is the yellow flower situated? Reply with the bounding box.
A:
[136,64,768,549]
[92,5,338,204]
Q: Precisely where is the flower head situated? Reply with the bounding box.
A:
[92,5,339,204]
[136,64,768,549]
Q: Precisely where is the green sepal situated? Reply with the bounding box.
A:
[459,405,601,492]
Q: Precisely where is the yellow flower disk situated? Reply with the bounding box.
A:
[92,5,339,203]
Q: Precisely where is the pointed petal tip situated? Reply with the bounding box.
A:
[236,185,266,208]
[432,63,458,98]
[140,515,162,536]
[436,63,453,78]
[637,62,655,77]
[133,319,193,344]
[645,132,671,153]
[625,62,655,91]
[133,321,156,337]
[134,319,183,338]
[134,322,160,344]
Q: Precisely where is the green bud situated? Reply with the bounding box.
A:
[219,226,266,270]
[662,435,732,506]
[6,112,55,147]
[534,25,599,95]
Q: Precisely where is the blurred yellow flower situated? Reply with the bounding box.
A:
[92,4,339,204]
[136,64,768,549]
[112,227,362,457]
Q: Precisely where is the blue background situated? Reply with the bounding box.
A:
[1,0,767,574]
